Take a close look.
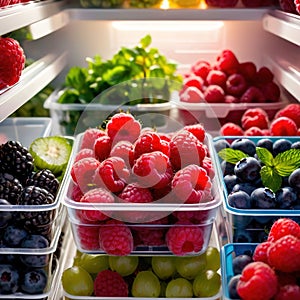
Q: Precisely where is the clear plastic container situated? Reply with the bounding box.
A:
[213,136,300,243]
[79,0,125,8]
[0,117,52,148]
[221,243,257,300]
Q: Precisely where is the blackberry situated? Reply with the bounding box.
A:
[0,173,23,204]
[26,169,59,197]
[0,141,34,182]
[16,186,55,231]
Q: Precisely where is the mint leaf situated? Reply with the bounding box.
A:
[260,165,282,192]
[218,148,248,164]
[274,149,300,177]
[256,147,274,167]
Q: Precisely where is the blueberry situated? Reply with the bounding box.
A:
[0,264,19,294]
[224,174,239,193]
[251,187,276,209]
[273,138,292,156]
[214,139,230,153]
[0,242,17,264]
[233,229,253,243]
[221,160,235,176]
[228,274,242,299]
[232,254,252,275]
[0,199,12,228]
[3,225,28,247]
[291,141,300,149]
[20,268,47,294]
[232,182,257,196]
[228,191,252,209]
[232,215,253,229]
[231,138,256,156]
[256,138,273,153]
[288,168,300,190]
[234,157,261,182]
[276,187,298,209]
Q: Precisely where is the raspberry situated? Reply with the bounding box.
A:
[106,112,141,145]
[256,66,274,85]
[0,0,10,7]
[110,140,134,168]
[99,219,133,255]
[275,104,300,127]
[183,75,204,91]
[78,188,114,223]
[267,218,300,242]
[268,235,300,273]
[205,0,239,7]
[132,151,173,189]
[240,86,266,103]
[224,94,239,103]
[172,210,211,224]
[74,148,95,163]
[252,241,272,264]
[220,123,244,136]
[260,81,281,102]
[237,262,278,300]
[206,70,227,88]
[242,0,273,7]
[77,225,100,251]
[71,183,84,202]
[93,157,130,193]
[275,284,300,300]
[296,0,300,14]
[134,131,169,160]
[241,108,269,130]
[166,221,204,255]
[0,37,25,90]
[190,60,211,80]
[169,130,206,170]
[270,117,298,136]
[244,126,264,136]
[179,86,204,103]
[279,0,297,13]
[226,73,248,97]
[171,164,211,204]
[94,135,112,162]
[183,124,206,143]
[201,156,215,179]
[204,85,225,103]
[215,49,240,74]
[71,157,100,192]
[94,270,128,297]
[238,61,257,83]
[80,128,106,150]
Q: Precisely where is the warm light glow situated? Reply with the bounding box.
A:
[199,1,207,9]
[160,0,170,9]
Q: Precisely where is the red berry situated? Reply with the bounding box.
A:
[268,235,300,273]
[275,104,300,128]
[93,157,130,193]
[110,140,134,168]
[190,60,211,80]
[180,86,204,103]
[279,0,297,13]
[0,37,25,90]
[252,241,272,264]
[106,112,141,145]
[267,218,300,242]
[169,130,206,170]
[202,156,215,179]
[238,61,257,83]
[260,81,281,102]
[240,86,266,103]
[81,128,106,150]
[215,49,240,74]
[224,95,239,103]
[171,164,211,204]
[99,219,133,255]
[244,126,264,136]
[226,73,248,97]
[94,270,128,297]
[94,135,112,162]
[237,261,278,300]
[256,66,274,85]
[132,151,173,189]
[220,123,244,136]
[183,123,206,143]
[241,108,269,130]
[205,0,239,7]
[77,225,100,251]
[206,69,227,88]
[275,284,300,300]
[183,75,204,91]
[0,0,10,7]
[172,210,210,224]
[242,0,273,7]
[204,85,225,103]
[79,188,114,223]
[74,148,95,163]
[71,184,84,202]
[166,221,204,255]
[270,117,298,136]
[296,0,300,14]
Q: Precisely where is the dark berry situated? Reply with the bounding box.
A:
[232,254,253,274]
[214,139,230,153]
[231,138,256,156]
[256,138,273,153]
[0,264,19,294]
[3,225,28,247]
[232,182,257,196]
[0,199,12,228]
[0,173,23,204]
[275,187,298,209]
[228,274,242,299]
[288,168,300,190]
[291,141,300,149]
[251,187,276,209]
[228,191,252,209]
[221,160,235,176]
[234,229,253,243]
[234,157,261,182]
[20,268,47,294]
[224,174,239,193]
[273,139,292,157]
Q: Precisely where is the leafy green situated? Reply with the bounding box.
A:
[218,148,248,164]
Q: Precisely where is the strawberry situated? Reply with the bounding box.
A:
[0,37,25,90]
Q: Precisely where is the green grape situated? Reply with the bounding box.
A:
[61,266,94,296]
[193,270,221,297]
[109,256,138,276]
[78,253,109,274]
[132,270,161,297]
[175,254,206,280]
[205,246,221,271]
[152,256,176,280]
[166,278,193,298]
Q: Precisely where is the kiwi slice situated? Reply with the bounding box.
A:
[29,136,72,176]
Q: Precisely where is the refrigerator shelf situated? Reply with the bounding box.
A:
[0,52,67,122]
